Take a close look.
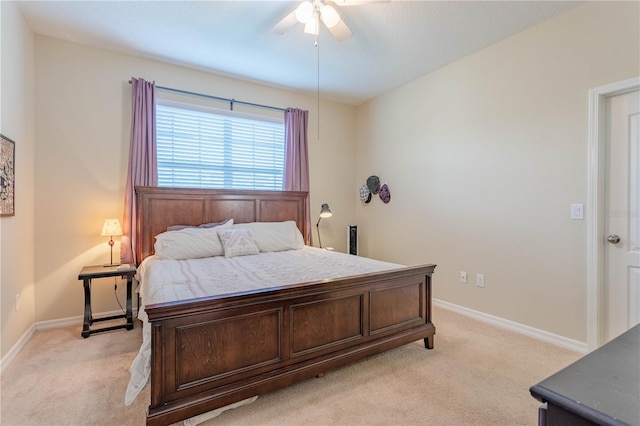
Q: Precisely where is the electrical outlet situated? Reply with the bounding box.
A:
[476,274,485,288]
[459,271,467,283]
[15,294,20,312]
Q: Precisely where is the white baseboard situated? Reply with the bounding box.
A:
[3,301,587,374]
[1,308,138,374]
[0,323,35,375]
[434,298,589,354]
[35,315,84,331]
[35,308,139,331]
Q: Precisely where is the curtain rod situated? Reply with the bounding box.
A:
[128,80,286,112]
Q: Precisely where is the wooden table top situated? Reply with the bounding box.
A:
[530,324,640,425]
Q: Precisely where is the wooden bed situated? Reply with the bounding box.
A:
[135,186,436,426]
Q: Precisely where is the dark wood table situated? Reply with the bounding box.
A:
[530,324,640,425]
[78,264,136,338]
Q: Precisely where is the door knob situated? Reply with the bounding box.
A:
[607,235,621,244]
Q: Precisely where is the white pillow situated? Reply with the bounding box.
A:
[232,221,304,252]
[217,228,260,258]
[154,220,233,260]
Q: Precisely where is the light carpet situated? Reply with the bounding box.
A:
[0,307,581,425]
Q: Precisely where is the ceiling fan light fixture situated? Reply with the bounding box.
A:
[320,5,340,28]
[295,1,314,23]
[304,13,319,35]
[270,0,355,41]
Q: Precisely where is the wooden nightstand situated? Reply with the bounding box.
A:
[78,264,136,338]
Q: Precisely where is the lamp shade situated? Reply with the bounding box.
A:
[319,203,332,218]
[101,219,123,237]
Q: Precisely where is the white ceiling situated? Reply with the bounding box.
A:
[17,0,582,105]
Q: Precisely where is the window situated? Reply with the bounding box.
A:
[156,100,285,190]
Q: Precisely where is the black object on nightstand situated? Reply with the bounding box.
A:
[78,264,136,338]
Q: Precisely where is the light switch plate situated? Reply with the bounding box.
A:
[571,204,584,220]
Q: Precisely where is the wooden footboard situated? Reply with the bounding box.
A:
[145,264,436,426]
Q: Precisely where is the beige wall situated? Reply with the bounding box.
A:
[33,37,356,323]
[355,1,640,342]
[1,1,36,359]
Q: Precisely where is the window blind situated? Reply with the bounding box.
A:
[156,102,285,190]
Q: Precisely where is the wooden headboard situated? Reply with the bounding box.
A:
[135,186,309,262]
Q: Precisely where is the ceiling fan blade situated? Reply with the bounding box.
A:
[270,10,298,35]
[327,17,353,41]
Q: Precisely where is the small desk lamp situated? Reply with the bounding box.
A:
[101,218,123,266]
[316,203,332,249]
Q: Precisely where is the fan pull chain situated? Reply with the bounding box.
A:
[316,28,320,139]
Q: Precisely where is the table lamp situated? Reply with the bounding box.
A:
[316,203,332,249]
[101,218,123,266]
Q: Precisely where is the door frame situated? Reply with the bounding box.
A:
[587,76,640,350]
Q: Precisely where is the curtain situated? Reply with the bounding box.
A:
[121,78,158,265]
[284,108,311,244]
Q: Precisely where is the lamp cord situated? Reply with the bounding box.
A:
[114,278,125,314]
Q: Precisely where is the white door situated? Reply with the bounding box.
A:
[604,89,640,342]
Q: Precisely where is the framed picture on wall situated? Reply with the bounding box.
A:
[0,134,15,217]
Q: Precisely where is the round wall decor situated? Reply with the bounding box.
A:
[379,184,391,203]
[366,175,380,194]
[359,184,372,203]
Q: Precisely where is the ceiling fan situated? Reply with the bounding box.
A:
[271,0,384,42]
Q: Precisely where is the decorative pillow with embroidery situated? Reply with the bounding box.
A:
[217,228,260,258]
[231,221,304,252]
